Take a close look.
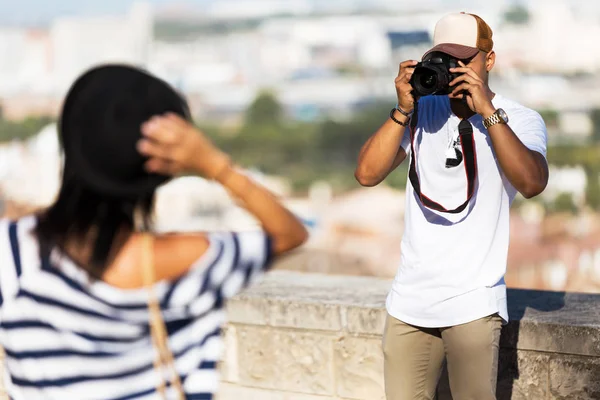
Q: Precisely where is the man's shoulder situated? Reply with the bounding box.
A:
[494,94,548,145]
[494,94,543,121]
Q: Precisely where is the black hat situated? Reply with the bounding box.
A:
[60,63,191,199]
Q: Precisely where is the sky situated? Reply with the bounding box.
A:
[0,0,209,25]
[0,0,595,26]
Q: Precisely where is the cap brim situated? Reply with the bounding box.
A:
[423,43,480,60]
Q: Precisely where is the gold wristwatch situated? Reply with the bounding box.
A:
[483,108,509,129]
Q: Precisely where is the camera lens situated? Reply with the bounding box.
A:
[411,66,440,97]
[420,72,437,90]
[410,52,464,97]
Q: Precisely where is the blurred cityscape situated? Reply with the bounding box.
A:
[0,0,600,294]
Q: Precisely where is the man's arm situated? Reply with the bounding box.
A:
[354,114,409,187]
[486,122,548,198]
[449,61,549,199]
[355,60,417,187]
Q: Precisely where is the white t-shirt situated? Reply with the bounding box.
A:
[386,93,547,328]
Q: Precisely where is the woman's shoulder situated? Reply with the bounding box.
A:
[143,232,212,274]
[0,214,41,296]
[101,231,213,289]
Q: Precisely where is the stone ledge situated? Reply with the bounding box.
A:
[216,383,365,400]
[228,271,600,357]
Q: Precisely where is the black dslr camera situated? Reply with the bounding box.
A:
[409,52,463,98]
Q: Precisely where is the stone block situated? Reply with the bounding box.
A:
[505,289,600,357]
[227,297,270,326]
[345,306,386,335]
[549,354,600,400]
[220,325,239,383]
[334,336,385,400]
[436,350,550,400]
[227,295,343,332]
[508,323,600,358]
[236,326,278,389]
[236,326,335,395]
[216,384,334,400]
[496,349,550,400]
[270,301,342,332]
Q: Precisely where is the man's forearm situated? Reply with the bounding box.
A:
[487,124,548,198]
[355,110,409,186]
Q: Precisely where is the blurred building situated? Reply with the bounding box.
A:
[50,1,153,94]
[0,1,599,119]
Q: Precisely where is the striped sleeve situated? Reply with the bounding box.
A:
[0,218,25,309]
[163,230,273,309]
[217,231,273,299]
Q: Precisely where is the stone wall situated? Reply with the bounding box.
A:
[217,271,600,400]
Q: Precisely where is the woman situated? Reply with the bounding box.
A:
[0,64,308,399]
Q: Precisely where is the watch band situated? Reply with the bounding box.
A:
[390,108,409,126]
[483,111,501,129]
[395,103,413,118]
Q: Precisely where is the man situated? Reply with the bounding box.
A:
[354,12,548,400]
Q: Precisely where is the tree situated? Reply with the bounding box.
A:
[318,102,389,165]
[591,108,600,143]
[503,5,530,25]
[538,109,559,129]
[0,116,55,143]
[551,192,578,214]
[584,166,600,211]
[244,90,284,127]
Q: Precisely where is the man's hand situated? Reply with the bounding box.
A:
[448,61,496,118]
[395,60,418,113]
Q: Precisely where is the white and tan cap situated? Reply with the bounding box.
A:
[423,12,494,60]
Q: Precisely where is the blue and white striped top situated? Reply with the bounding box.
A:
[0,215,272,400]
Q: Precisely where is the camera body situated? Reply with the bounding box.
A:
[409,52,462,98]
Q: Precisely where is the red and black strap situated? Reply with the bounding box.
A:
[408,100,478,214]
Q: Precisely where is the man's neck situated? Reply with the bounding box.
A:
[449,89,497,120]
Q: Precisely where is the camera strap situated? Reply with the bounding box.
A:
[408,100,478,214]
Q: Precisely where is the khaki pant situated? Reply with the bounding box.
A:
[382,313,502,400]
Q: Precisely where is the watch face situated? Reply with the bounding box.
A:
[497,108,509,123]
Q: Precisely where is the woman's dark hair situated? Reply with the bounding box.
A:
[35,166,155,279]
[36,64,189,278]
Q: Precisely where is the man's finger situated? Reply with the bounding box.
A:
[401,60,418,67]
[399,72,412,83]
[449,73,477,87]
[450,67,482,82]
[398,60,418,75]
[449,67,471,74]
[450,83,471,97]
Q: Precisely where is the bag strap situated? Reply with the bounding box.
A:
[408,99,478,214]
[141,234,185,400]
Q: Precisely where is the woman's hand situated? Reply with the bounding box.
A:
[138,113,230,179]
